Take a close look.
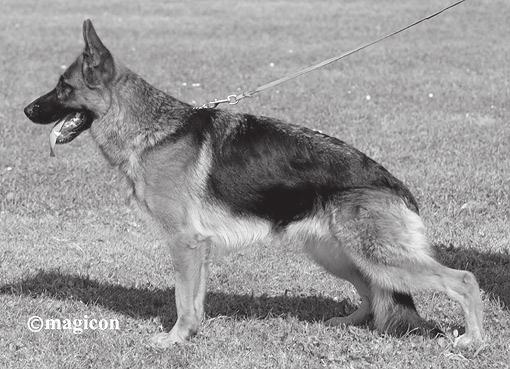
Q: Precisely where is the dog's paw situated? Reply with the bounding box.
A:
[150,331,186,349]
[453,333,485,349]
[325,317,351,327]
[325,299,370,328]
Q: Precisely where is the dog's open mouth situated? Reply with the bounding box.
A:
[52,110,92,144]
[49,110,93,156]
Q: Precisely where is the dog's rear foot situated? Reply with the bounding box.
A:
[453,332,485,349]
[325,298,371,327]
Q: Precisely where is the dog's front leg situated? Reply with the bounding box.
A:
[151,233,210,348]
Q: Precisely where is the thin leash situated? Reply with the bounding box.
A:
[196,0,467,109]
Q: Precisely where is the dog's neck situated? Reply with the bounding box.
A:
[90,68,192,179]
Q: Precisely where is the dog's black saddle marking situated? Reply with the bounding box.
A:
[189,111,419,228]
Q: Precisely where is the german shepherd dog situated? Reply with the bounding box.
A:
[24,20,484,348]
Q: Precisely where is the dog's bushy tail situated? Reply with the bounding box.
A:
[372,289,442,337]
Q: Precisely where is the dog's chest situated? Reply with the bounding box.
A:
[127,138,199,225]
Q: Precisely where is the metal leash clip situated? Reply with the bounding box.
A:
[195,94,243,110]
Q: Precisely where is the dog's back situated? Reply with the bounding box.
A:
[175,108,419,223]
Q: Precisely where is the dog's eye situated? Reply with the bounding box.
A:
[57,77,73,99]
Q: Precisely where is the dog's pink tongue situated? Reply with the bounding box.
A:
[49,119,66,157]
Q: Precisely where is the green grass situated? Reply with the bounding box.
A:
[1,0,509,368]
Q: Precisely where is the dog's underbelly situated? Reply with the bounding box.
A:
[184,200,348,262]
[185,200,273,253]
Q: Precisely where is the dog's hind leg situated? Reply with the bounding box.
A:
[306,238,372,327]
[151,233,210,348]
[308,237,426,331]
[368,264,483,346]
[329,189,484,348]
[324,270,372,327]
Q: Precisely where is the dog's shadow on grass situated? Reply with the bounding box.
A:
[0,270,351,329]
[0,243,508,329]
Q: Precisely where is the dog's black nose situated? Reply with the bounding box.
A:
[24,103,34,119]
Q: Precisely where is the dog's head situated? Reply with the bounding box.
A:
[24,20,115,143]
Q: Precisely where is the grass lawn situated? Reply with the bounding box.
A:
[1,0,509,367]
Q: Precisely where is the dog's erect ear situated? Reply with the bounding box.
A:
[82,19,114,87]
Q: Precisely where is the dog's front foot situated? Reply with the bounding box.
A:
[150,332,183,349]
[150,325,196,348]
